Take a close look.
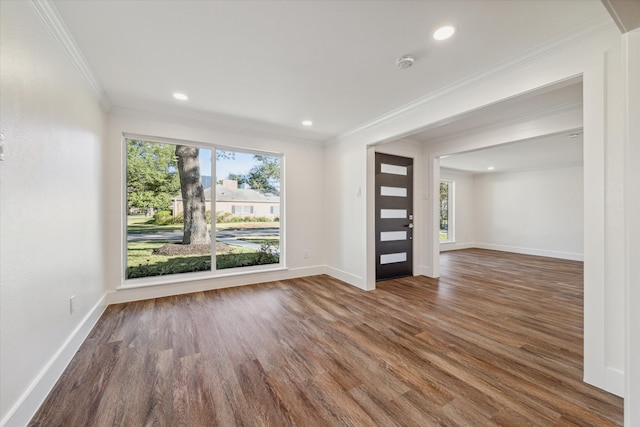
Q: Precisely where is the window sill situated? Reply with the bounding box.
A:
[119,264,288,290]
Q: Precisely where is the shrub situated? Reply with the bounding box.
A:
[153,210,174,225]
[216,211,233,223]
[173,211,184,223]
[127,256,211,279]
[215,244,279,270]
[213,212,276,224]
[169,210,210,224]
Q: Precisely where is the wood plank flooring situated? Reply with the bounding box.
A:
[29,249,623,426]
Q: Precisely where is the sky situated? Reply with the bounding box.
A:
[198,149,258,181]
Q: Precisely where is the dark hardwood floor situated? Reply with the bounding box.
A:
[29,249,623,426]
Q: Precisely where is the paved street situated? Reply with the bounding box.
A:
[127,228,279,251]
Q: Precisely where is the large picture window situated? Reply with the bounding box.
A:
[125,138,281,280]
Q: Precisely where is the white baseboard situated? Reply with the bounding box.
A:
[584,366,625,398]
[414,265,433,277]
[473,243,584,261]
[324,266,366,290]
[605,367,625,397]
[440,242,476,252]
[1,295,107,427]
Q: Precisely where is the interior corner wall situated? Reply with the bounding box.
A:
[103,110,326,303]
[323,140,368,289]
[472,166,584,260]
[0,2,107,426]
[439,169,475,252]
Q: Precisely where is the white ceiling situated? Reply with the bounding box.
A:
[420,79,584,174]
[410,80,583,143]
[439,132,583,174]
[51,0,611,142]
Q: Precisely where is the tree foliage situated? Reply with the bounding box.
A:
[248,156,280,192]
[126,140,180,212]
[224,155,280,193]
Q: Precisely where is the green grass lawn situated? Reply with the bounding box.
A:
[238,237,280,245]
[127,241,212,278]
[126,215,280,279]
[127,215,183,233]
[215,221,279,230]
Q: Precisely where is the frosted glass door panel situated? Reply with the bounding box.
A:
[380,231,407,241]
[380,186,407,197]
[380,163,407,176]
[380,209,407,219]
[380,252,407,264]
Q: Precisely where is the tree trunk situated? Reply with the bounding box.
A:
[175,145,210,245]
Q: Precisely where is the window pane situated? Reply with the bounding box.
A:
[126,139,212,279]
[440,181,451,242]
[215,150,281,270]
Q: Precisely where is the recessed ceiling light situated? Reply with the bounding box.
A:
[568,132,581,138]
[487,166,495,170]
[173,92,188,101]
[433,25,455,41]
[302,120,313,126]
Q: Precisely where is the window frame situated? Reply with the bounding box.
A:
[122,133,285,287]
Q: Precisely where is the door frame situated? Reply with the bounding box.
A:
[374,152,414,281]
[367,145,423,290]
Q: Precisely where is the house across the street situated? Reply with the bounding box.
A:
[172,179,280,219]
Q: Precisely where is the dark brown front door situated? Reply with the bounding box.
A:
[375,153,413,281]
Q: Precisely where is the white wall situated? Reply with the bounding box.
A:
[324,141,368,287]
[439,168,475,251]
[0,2,106,425]
[473,166,584,260]
[104,109,326,303]
[439,165,584,260]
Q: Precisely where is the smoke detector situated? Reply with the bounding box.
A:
[396,55,415,70]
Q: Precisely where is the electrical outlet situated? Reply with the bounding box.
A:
[69,295,76,314]
[303,250,309,259]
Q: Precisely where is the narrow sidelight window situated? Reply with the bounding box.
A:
[440,180,454,242]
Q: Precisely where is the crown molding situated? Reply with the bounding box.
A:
[30,0,111,110]
[331,17,616,145]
